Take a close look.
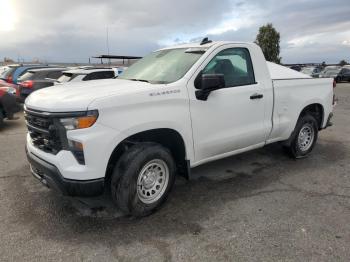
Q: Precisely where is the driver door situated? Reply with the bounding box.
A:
[188,46,269,164]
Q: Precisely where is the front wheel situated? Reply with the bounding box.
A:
[111,142,176,217]
[0,110,4,128]
[285,114,319,158]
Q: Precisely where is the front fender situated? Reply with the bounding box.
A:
[106,122,194,164]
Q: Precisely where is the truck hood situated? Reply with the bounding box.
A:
[25,79,152,112]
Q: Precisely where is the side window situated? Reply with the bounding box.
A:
[82,74,92,81]
[343,68,350,74]
[84,71,114,81]
[99,71,115,79]
[83,72,99,81]
[32,72,46,80]
[203,48,255,87]
[47,71,63,79]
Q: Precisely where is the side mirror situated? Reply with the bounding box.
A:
[195,73,225,101]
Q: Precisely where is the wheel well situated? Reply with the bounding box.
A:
[300,103,324,129]
[105,128,189,189]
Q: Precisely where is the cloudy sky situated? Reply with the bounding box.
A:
[0,0,349,64]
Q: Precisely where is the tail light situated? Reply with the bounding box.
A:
[333,79,336,89]
[20,80,34,88]
[6,75,13,84]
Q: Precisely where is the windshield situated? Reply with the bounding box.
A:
[0,66,9,73]
[119,48,206,84]
[18,71,35,81]
[301,68,314,74]
[56,73,77,83]
[324,69,340,76]
[0,67,16,80]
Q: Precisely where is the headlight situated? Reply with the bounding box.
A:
[7,87,17,95]
[0,86,17,95]
[59,110,98,130]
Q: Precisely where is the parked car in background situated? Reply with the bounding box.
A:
[289,65,302,72]
[0,66,9,74]
[115,67,126,76]
[0,87,21,127]
[18,68,66,101]
[319,67,342,80]
[0,76,20,101]
[0,64,51,85]
[55,68,118,85]
[335,67,350,82]
[0,65,18,84]
[0,81,18,96]
[301,67,321,78]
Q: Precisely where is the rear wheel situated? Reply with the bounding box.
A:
[285,114,319,158]
[111,142,176,217]
[0,110,4,128]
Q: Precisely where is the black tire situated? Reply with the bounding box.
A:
[111,142,176,217]
[0,110,4,128]
[285,114,319,158]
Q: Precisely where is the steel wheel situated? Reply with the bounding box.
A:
[137,159,170,204]
[297,122,315,152]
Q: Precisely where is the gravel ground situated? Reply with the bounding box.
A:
[0,83,349,261]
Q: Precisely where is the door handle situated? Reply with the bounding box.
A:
[250,93,263,100]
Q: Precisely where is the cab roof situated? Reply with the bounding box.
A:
[157,41,253,51]
[62,68,114,75]
[28,67,66,73]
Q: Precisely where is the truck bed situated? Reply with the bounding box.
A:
[267,61,311,80]
[268,77,334,143]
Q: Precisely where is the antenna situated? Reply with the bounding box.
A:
[200,37,212,45]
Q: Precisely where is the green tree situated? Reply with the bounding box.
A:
[255,23,281,64]
[339,60,348,66]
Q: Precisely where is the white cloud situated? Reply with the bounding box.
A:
[205,3,261,36]
[288,38,314,48]
[0,0,17,31]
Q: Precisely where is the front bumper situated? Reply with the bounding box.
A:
[26,149,104,197]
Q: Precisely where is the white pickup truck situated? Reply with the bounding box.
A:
[25,39,334,217]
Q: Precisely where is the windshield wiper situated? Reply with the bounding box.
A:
[185,50,206,54]
[129,78,149,83]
